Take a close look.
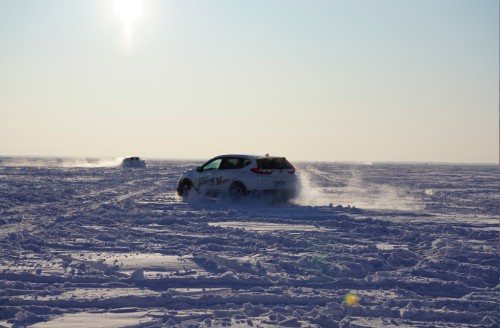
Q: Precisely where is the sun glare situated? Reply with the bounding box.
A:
[114,0,143,23]
[114,0,143,47]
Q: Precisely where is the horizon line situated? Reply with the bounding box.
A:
[0,154,497,166]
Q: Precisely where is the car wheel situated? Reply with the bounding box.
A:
[273,191,287,204]
[179,180,193,199]
[229,182,246,201]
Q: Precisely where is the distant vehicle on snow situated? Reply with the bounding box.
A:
[121,156,146,168]
[177,154,298,202]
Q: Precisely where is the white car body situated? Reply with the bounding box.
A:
[177,154,298,201]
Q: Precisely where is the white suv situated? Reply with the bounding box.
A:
[177,154,298,202]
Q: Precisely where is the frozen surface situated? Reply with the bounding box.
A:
[0,158,498,327]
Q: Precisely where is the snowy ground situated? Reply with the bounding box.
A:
[0,157,498,327]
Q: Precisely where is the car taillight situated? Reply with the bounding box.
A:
[251,167,273,175]
[287,168,295,174]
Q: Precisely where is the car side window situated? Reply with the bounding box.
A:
[240,159,251,168]
[219,158,237,170]
[219,158,252,169]
[202,159,222,171]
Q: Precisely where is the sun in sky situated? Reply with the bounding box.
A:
[114,0,143,47]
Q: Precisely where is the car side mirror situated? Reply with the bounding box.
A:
[196,166,202,172]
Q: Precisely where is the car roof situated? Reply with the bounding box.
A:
[214,154,287,160]
[211,154,256,160]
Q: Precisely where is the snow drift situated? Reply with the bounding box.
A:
[0,158,498,327]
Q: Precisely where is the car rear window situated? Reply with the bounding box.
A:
[257,157,294,170]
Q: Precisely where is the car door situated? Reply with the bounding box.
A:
[196,158,222,193]
[218,157,254,190]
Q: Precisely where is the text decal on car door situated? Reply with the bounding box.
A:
[199,177,214,187]
[216,177,229,185]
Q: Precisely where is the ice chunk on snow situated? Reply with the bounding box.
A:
[130,268,145,281]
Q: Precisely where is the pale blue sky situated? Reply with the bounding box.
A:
[0,0,498,163]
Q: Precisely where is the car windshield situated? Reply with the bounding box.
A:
[257,157,293,170]
[202,158,222,171]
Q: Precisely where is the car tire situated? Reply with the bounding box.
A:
[229,182,246,202]
[179,180,193,199]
